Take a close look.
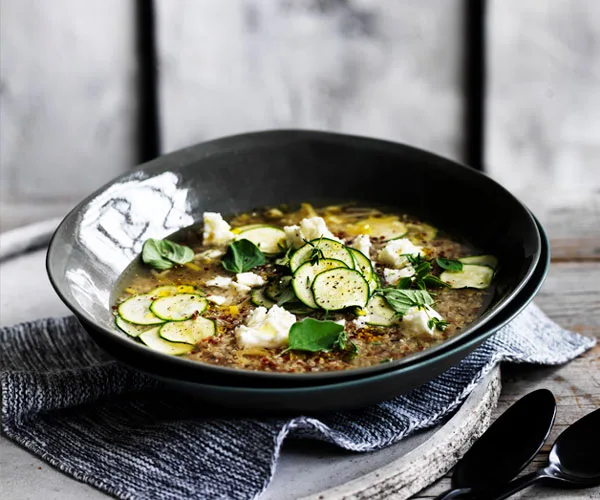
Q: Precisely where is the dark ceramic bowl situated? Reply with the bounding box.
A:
[47,130,541,389]
[76,216,549,412]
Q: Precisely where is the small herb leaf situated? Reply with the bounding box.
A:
[428,317,450,331]
[142,238,194,270]
[377,288,434,316]
[222,239,266,273]
[436,258,463,272]
[282,318,345,353]
[275,244,294,266]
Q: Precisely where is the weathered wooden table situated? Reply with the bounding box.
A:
[417,201,600,499]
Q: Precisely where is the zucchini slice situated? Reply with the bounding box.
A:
[459,255,498,269]
[346,216,407,240]
[289,238,354,272]
[148,284,199,297]
[368,274,381,296]
[292,258,348,309]
[118,294,165,325]
[348,247,374,281]
[236,225,286,254]
[405,222,437,242]
[441,264,494,289]
[139,327,194,356]
[159,317,216,344]
[150,293,208,321]
[115,315,152,337]
[251,288,275,308]
[312,268,369,310]
[364,295,397,326]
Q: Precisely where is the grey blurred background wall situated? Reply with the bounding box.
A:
[1,0,599,232]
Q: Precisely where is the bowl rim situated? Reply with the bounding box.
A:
[47,129,542,381]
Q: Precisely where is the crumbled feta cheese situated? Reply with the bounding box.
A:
[205,276,233,289]
[195,248,224,261]
[207,295,227,306]
[283,217,340,248]
[377,238,423,268]
[334,319,346,327]
[301,216,338,241]
[202,212,235,246]
[236,272,265,288]
[283,225,304,249]
[401,306,443,336]
[353,316,368,329]
[236,305,297,348]
[351,235,372,257]
[383,266,415,286]
[231,282,251,294]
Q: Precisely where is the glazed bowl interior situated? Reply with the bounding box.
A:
[47,130,541,385]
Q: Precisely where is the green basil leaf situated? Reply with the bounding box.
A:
[436,258,463,272]
[377,288,434,316]
[276,286,297,307]
[283,318,345,353]
[396,277,413,289]
[162,240,195,264]
[142,238,194,270]
[423,275,451,288]
[222,239,266,273]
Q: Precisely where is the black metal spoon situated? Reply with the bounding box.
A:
[484,408,600,499]
[436,389,556,499]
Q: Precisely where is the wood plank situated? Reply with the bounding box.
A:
[0,0,138,230]
[485,0,600,224]
[155,0,465,161]
[415,258,600,499]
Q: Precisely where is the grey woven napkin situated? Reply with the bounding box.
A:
[0,304,594,500]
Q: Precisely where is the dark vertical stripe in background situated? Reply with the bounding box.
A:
[136,0,161,162]
[464,0,486,171]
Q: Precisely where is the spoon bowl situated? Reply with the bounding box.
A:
[487,408,600,499]
[436,389,557,499]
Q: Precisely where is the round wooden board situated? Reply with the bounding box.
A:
[0,222,501,500]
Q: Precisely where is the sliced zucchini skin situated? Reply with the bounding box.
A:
[365,295,397,326]
[289,238,354,273]
[312,268,369,310]
[348,247,374,281]
[236,225,286,254]
[150,293,208,321]
[368,274,381,296]
[459,255,498,269]
[118,294,165,325]
[115,316,152,337]
[139,327,194,356]
[292,258,348,309]
[159,317,216,344]
[440,264,494,289]
[251,288,275,308]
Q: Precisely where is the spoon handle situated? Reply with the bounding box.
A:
[484,470,544,500]
[434,487,473,499]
